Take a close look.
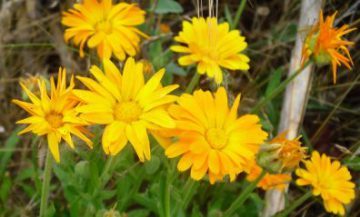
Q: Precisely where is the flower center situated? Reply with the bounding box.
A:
[113,101,142,123]
[190,43,219,62]
[45,112,63,128]
[206,128,227,149]
[96,21,112,34]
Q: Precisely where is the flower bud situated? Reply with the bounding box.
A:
[256,132,306,173]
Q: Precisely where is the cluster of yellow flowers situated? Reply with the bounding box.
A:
[12,1,356,216]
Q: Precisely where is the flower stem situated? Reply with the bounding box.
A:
[223,170,266,217]
[97,156,115,192]
[274,191,312,217]
[251,60,311,114]
[164,175,171,217]
[182,178,197,210]
[185,72,201,93]
[39,149,53,217]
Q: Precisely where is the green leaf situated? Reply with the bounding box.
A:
[155,0,183,14]
[273,23,297,43]
[132,193,159,214]
[99,190,117,200]
[265,68,283,97]
[75,160,90,179]
[127,209,151,217]
[166,62,188,77]
[343,157,360,171]
[144,155,161,175]
[0,174,11,202]
[235,193,264,217]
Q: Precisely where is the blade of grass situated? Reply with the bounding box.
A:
[0,127,21,178]
[231,0,247,29]
[310,74,360,143]
[223,170,266,217]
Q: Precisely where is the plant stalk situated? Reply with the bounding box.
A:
[185,72,200,93]
[164,175,171,217]
[223,170,266,217]
[182,178,197,210]
[39,149,53,217]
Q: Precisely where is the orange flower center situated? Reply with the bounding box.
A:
[206,128,227,149]
[96,21,113,34]
[114,101,142,123]
[45,112,64,128]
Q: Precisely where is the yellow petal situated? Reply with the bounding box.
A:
[102,121,128,155]
[47,132,61,163]
[141,109,175,128]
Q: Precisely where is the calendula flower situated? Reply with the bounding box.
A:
[12,68,93,162]
[296,151,355,215]
[73,58,178,161]
[171,17,250,84]
[273,133,305,169]
[257,132,306,173]
[302,10,355,83]
[165,87,267,183]
[62,0,147,60]
[246,161,291,191]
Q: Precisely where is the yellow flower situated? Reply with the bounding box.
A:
[73,58,178,161]
[171,17,250,84]
[302,10,355,83]
[296,151,355,216]
[165,87,267,183]
[12,68,93,162]
[246,161,291,191]
[62,0,147,60]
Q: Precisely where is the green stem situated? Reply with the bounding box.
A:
[182,178,197,210]
[223,170,266,217]
[99,156,115,189]
[251,60,311,114]
[39,149,53,217]
[164,176,171,217]
[274,191,312,217]
[185,72,200,93]
[160,172,171,217]
[86,156,115,215]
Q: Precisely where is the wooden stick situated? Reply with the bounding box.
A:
[262,1,321,216]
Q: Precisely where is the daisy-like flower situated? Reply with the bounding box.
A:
[171,17,250,84]
[62,0,147,60]
[257,132,306,173]
[296,151,355,215]
[302,10,356,83]
[12,68,93,162]
[73,58,178,161]
[246,161,291,191]
[165,87,267,183]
